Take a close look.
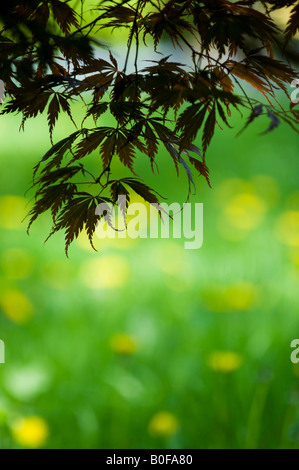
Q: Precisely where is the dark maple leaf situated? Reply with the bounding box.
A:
[0,0,298,254]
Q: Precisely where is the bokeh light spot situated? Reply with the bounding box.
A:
[0,289,33,323]
[148,411,179,437]
[42,260,74,290]
[224,193,267,231]
[0,195,28,230]
[11,416,49,448]
[109,333,137,355]
[1,248,33,280]
[201,282,258,312]
[276,211,299,247]
[207,351,243,373]
[79,254,129,289]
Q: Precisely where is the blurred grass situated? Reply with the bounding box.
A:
[0,94,299,449]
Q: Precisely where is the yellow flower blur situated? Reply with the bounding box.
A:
[12,416,49,448]
[286,191,299,211]
[208,351,243,373]
[215,179,269,240]
[202,282,258,312]
[291,251,299,268]
[251,175,280,207]
[109,333,137,355]
[154,242,188,276]
[276,211,299,247]
[42,260,74,290]
[80,254,129,289]
[0,289,33,323]
[224,193,267,231]
[223,282,258,310]
[0,195,28,230]
[148,411,179,437]
[1,248,33,280]
[215,178,254,204]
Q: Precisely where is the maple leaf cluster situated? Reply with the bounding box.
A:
[0,0,298,254]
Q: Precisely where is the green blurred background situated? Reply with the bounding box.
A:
[0,49,299,448]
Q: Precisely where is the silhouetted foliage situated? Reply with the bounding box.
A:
[0,0,298,254]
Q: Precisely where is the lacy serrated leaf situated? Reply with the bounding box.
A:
[202,103,216,153]
[99,132,117,168]
[216,101,232,128]
[74,128,111,161]
[285,3,299,41]
[188,157,211,188]
[176,104,208,148]
[259,109,280,135]
[47,194,98,256]
[110,180,130,227]
[37,166,83,190]
[58,94,76,127]
[237,104,264,136]
[47,94,60,143]
[40,130,80,163]
[26,182,76,233]
[142,121,159,171]
[122,178,163,206]
[51,0,79,35]
[179,154,196,195]
[115,131,137,174]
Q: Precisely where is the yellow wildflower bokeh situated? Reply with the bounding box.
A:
[289,248,299,268]
[0,195,28,230]
[286,191,299,211]
[11,416,49,448]
[154,242,188,276]
[109,333,137,355]
[251,175,279,207]
[148,411,179,437]
[0,288,33,323]
[215,178,269,241]
[1,248,33,280]
[79,254,129,289]
[207,351,243,373]
[223,282,259,311]
[276,211,299,247]
[42,260,74,290]
[77,228,136,251]
[214,178,254,205]
[224,193,267,231]
[201,282,258,313]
